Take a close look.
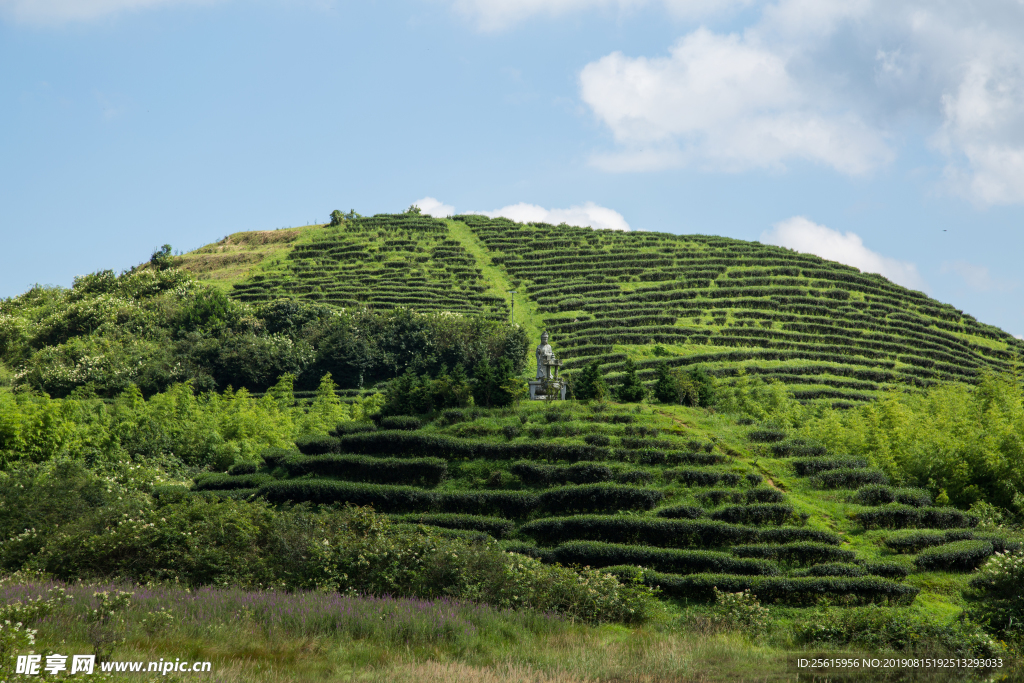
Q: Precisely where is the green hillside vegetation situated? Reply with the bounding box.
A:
[4,209,1024,680]
[172,211,1024,409]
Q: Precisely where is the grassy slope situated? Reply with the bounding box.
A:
[174,213,1024,409]
[193,400,1018,681]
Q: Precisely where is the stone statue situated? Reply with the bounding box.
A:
[536,331,554,379]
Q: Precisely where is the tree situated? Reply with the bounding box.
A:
[688,366,717,408]
[572,361,608,402]
[653,362,677,403]
[329,210,345,226]
[405,205,423,215]
[615,358,646,403]
[472,357,496,407]
[150,245,173,271]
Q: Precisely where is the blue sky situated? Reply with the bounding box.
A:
[2,0,1022,339]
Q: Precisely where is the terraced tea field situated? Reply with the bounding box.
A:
[194,402,1018,612]
[177,212,1024,406]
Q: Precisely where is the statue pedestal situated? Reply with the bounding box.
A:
[529,380,566,401]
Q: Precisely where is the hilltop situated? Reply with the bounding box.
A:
[170,212,1023,406]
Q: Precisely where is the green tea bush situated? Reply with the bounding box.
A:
[915,540,994,571]
[631,571,918,605]
[294,434,342,455]
[855,505,979,530]
[227,462,258,475]
[380,415,423,431]
[883,530,975,553]
[695,487,786,506]
[281,454,447,486]
[862,562,911,580]
[392,513,515,539]
[510,461,613,486]
[730,542,856,566]
[521,515,842,548]
[813,468,888,489]
[537,484,664,514]
[330,421,378,436]
[770,439,827,457]
[193,473,273,491]
[262,447,298,468]
[748,428,787,443]
[710,504,794,525]
[792,457,869,476]
[665,469,743,487]
[791,563,866,578]
[968,551,1024,635]
[852,485,932,507]
[655,505,706,519]
[550,541,779,576]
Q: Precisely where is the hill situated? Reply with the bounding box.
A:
[174,212,1024,406]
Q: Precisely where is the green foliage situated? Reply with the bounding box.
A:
[615,358,646,403]
[883,530,976,554]
[712,588,772,637]
[730,542,856,566]
[854,505,979,530]
[812,468,889,489]
[149,244,173,270]
[572,361,608,402]
[795,606,1001,657]
[329,210,345,226]
[915,540,994,571]
[969,550,1024,637]
[551,541,780,576]
[852,484,933,507]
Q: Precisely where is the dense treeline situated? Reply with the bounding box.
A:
[0,268,527,398]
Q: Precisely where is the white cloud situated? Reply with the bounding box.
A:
[576,0,1024,204]
[0,0,215,23]
[580,28,892,174]
[941,261,1016,293]
[412,197,455,218]
[472,201,631,231]
[446,0,750,32]
[761,216,927,291]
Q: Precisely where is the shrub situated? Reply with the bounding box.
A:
[862,562,911,580]
[537,484,664,514]
[770,440,827,458]
[882,530,975,553]
[665,469,743,487]
[521,515,842,549]
[915,540,994,572]
[852,485,932,507]
[261,447,297,468]
[629,571,918,605]
[813,468,888,489]
[710,504,794,525]
[855,506,979,530]
[193,473,273,491]
[792,563,866,578]
[338,431,611,462]
[730,542,856,566]
[330,421,377,436]
[281,454,447,486]
[655,505,706,519]
[614,469,655,485]
[227,462,258,476]
[550,541,779,576]
[968,550,1024,634]
[572,361,608,401]
[380,415,423,431]
[393,513,516,539]
[584,434,611,447]
[695,487,786,507]
[501,424,521,440]
[510,461,613,486]
[792,457,869,476]
[748,428,787,443]
[294,434,342,455]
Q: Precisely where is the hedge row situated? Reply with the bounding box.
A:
[338,431,612,462]
[510,461,613,486]
[622,571,918,605]
[391,513,516,539]
[790,562,909,580]
[852,485,932,507]
[882,530,975,553]
[655,505,706,519]
[769,440,828,458]
[280,454,447,485]
[792,457,869,476]
[194,473,274,491]
[748,429,787,443]
[813,468,889,489]
[730,542,857,566]
[664,469,743,487]
[621,450,726,466]
[520,516,842,549]
[535,484,664,513]
[914,540,993,572]
[709,504,795,526]
[695,487,786,507]
[855,506,980,530]
[549,541,780,576]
